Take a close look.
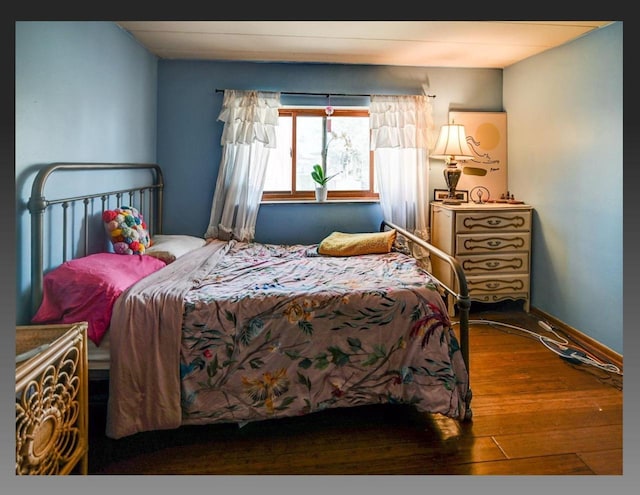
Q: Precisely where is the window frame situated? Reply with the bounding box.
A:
[262,107,378,202]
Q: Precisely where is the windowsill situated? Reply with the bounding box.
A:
[261,199,380,205]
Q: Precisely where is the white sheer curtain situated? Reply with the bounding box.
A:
[204,90,280,242]
[369,94,434,266]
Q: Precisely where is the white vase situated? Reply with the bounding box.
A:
[315,186,328,202]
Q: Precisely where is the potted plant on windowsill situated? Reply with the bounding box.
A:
[311,164,340,202]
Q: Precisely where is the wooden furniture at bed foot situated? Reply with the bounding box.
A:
[16,322,89,475]
[430,202,533,316]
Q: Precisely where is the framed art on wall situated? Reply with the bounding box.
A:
[433,188,468,203]
[449,111,507,200]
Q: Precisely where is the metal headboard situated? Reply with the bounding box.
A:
[28,163,164,316]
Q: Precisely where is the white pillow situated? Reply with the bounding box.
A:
[145,234,206,264]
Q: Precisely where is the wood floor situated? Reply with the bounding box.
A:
[86,303,623,475]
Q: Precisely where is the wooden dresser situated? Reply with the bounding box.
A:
[430,202,533,315]
[16,322,89,475]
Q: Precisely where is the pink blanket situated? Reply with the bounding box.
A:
[106,241,230,438]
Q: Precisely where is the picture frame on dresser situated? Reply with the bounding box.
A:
[433,188,469,203]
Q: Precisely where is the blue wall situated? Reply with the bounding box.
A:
[504,22,623,353]
[156,60,502,242]
[15,21,158,325]
[14,21,623,355]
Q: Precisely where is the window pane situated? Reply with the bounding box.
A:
[296,116,324,191]
[326,117,370,191]
[264,116,293,192]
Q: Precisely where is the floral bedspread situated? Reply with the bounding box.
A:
[177,241,470,427]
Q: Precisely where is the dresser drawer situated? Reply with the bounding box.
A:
[457,232,530,255]
[467,274,530,294]
[456,210,531,233]
[470,292,530,305]
[458,252,529,275]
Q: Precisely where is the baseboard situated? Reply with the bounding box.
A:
[530,307,623,371]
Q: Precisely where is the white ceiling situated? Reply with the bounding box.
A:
[116,20,614,69]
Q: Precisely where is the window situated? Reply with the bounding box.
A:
[262,108,377,201]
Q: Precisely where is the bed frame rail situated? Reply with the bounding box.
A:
[380,220,470,372]
[28,163,164,316]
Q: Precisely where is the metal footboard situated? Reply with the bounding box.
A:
[380,220,471,374]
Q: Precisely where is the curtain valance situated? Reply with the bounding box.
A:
[369,95,434,150]
[218,90,280,148]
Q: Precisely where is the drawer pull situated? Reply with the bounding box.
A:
[461,257,524,272]
[463,237,526,251]
[471,279,525,291]
[462,215,527,230]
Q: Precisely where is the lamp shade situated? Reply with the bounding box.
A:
[431,124,474,161]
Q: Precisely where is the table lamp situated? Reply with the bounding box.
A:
[431,123,474,204]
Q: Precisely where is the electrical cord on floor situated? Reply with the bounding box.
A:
[452,317,623,376]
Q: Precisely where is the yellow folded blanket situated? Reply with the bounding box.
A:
[318,229,397,256]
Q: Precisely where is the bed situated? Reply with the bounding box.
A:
[27,162,472,440]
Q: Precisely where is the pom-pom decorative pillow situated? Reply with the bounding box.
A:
[103,206,151,255]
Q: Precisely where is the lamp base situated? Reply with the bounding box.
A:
[443,162,463,205]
